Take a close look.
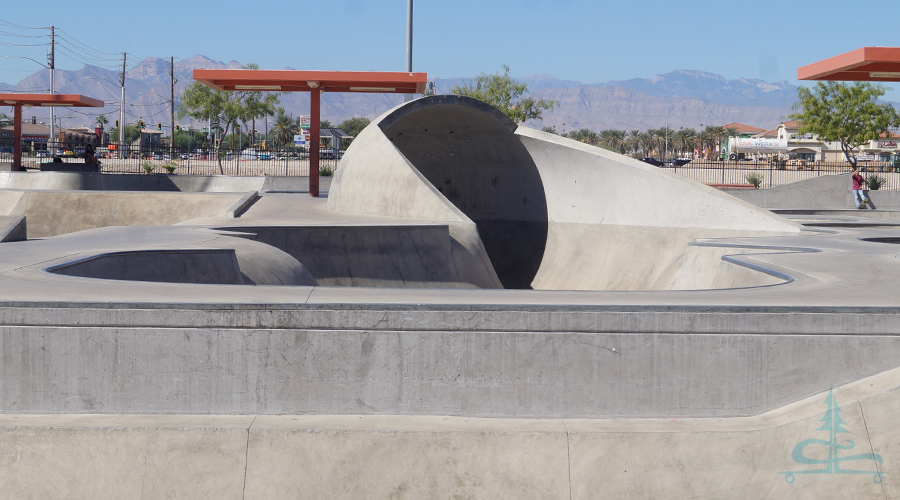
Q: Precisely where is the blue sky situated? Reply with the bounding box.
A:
[1,0,899,101]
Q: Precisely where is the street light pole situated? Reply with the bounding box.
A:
[49,26,55,155]
[404,0,414,102]
[119,53,126,159]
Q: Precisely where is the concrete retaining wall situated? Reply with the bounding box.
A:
[1,304,900,418]
[725,172,900,210]
[1,371,897,500]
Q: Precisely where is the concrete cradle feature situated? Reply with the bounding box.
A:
[329,95,801,290]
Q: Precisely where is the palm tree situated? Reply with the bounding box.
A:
[638,132,653,157]
[272,109,296,148]
[627,130,641,156]
[568,128,600,145]
[675,128,697,158]
[600,129,627,153]
[657,126,676,159]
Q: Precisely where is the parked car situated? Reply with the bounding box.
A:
[669,158,692,167]
[0,147,13,154]
[639,157,663,167]
[35,150,50,158]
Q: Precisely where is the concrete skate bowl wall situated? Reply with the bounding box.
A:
[329,96,803,291]
[0,172,268,193]
[516,128,804,290]
[46,236,317,286]
[47,249,246,285]
[216,224,489,288]
[0,190,248,238]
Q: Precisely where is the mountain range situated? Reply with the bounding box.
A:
[1,56,809,132]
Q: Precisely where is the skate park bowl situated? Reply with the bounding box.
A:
[328,95,802,290]
[5,96,900,499]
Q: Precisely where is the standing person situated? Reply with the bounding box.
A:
[851,166,868,209]
[83,144,101,172]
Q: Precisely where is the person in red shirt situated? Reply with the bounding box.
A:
[851,167,868,209]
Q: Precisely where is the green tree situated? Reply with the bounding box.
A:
[337,117,371,148]
[567,128,600,145]
[320,120,332,129]
[177,63,280,173]
[449,65,557,123]
[600,129,627,153]
[790,81,900,167]
[109,125,141,144]
[270,109,297,148]
[173,129,206,150]
[0,113,11,128]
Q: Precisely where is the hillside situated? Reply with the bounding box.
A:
[3,56,807,132]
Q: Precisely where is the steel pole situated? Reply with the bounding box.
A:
[404,0,414,102]
[310,89,320,197]
[49,26,55,156]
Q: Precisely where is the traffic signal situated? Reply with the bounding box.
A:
[138,120,145,129]
[175,125,181,132]
[115,119,119,128]
[157,123,162,131]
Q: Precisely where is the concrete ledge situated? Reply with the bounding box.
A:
[226,190,260,218]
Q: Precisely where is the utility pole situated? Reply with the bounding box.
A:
[170,56,175,160]
[119,53,126,158]
[49,26,55,154]
[404,0,413,102]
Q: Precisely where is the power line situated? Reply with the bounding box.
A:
[0,20,50,30]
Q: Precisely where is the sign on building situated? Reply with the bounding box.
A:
[300,115,311,130]
[293,134,306,146]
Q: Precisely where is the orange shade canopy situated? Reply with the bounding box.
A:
[0,93,105,107]
[193,69,428,94]
[798,47,900,82]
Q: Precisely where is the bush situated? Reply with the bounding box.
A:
[866,175,886,190]
[745,172,764,189]
[319,164,335,177]
[161,160,178,174]
[141,161,156,174]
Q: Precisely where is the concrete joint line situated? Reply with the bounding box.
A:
[241,415,257,500]
[843,391,888,500]
[562,419,572,500]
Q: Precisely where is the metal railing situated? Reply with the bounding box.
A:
[0,141,342,177]
[658,160,900,190]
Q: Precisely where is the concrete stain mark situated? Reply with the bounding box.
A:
[241,414,257,500]
[780,388,884,484]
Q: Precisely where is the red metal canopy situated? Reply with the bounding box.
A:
[193,70,428,197]
[193,69,427,94]
[798,47,900,82]
[1,94,104,171]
